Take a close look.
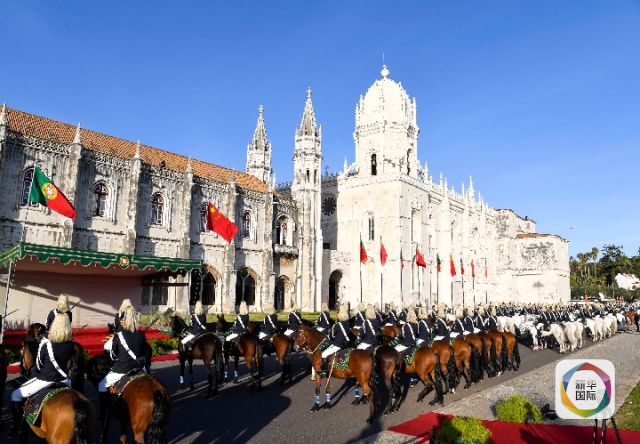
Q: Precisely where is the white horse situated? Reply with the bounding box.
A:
[573,321,584,348]
[594,317,606,340]
[541,323,568,353]
[562,322,578,352]
[603,314,617,337]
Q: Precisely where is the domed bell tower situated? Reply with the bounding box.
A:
[292,88,323,311]
[354,65,419,178]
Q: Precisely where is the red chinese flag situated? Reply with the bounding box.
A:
[460,258,465,275]
[471,259,476,279]
[416,248,427,268]
[360,238,368,263]
[380,242,388,266]
[450,255,457,277]
[206,202,238,244]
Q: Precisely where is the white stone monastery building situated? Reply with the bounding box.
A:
[0,66,569,327]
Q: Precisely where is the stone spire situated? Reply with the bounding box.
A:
[72,123,82,145]
[134,140,141,159]
[468,176,475,200]
[245,105,272,184]
[297,87,320,138]
[185,157,192,173]
[0,103,7,141]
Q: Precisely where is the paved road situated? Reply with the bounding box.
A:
[1,337,611,443]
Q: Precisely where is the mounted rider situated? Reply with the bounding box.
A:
[486,305,499,330]
[181,300,207,351]
[315,302,331,333]
[385,302,400,326]
[356,305,380,350]
[432,305,451,342]
[463,306,479,334]
[226,301,249,342]
[98,306,147,420]
[474,306,487,332]
[8,313,74,438]
[321,305,351,369]
[417,307,432,346]
[451,306,466,339]
[284,302,302,337]
[353,302,366,329]
[394,308,418,352]
[104,298,133,353]
[45,294,73,332]
[258,304,278,341]
[374,303,385,324]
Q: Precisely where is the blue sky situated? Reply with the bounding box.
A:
[1,1,639,257]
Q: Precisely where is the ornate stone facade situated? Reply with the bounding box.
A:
[0,67,569,319]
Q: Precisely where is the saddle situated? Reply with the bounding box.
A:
[108,369,145,398]
[24,383,70,427]
[326,348,351,372]
[401,346,419,366]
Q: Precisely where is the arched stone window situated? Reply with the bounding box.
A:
[242,211,251,238]
[368,216,375,241]
[20,167,35,206]
[93,182,109,217]
[202,272,216,305]
[200,202,208,231]
[275,216,288,245]
[151,193,164,225]
[371,154,377,176]
[235,268,256,306]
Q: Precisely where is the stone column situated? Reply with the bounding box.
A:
[179,159,193,259]
[223,177,237,312]
[62,125,83,247]
[0,105,7,188]
[261,189,274,311]
[124,142,142,253]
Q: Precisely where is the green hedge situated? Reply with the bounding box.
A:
[149,338,179,357]
[435,416,492,444]
[495,394,543,424]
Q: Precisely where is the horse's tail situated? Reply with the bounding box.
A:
[147,389,170,444]
[479,336,489,375]
[446,346,457,390]
[489,338,498,374]
[255,340,264,378]
[215,338,225,382]
[513,339,521,370]
[469,343,482,382]
[71,394,92,444]
[370,354,384,418]
[500,335,509,371]
[284,337,293,366]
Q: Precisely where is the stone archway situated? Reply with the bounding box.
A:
[235,267,259,306]
[274,275,291,311]
[329,270,344,310]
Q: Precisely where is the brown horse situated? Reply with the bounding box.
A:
[625,310,639,332]
[430,340,457,393]
[397,345,444,408]
[465,333,489,380]
[450,338,482,390]
[171,315,225,397]
[293,325,377,423]
[20,339,95,443]
[264,333,294,384]
[501,331,521,371]
[85,356,171,444]
[215,314,262,391]
[382,323,402,339]
[485,330,508,375]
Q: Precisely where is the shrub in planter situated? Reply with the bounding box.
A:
[435,416,492,444]
[495,394,543,424]
[149,338,179,356]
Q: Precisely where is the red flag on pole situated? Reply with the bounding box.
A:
[380,242,388,266]
[400,249,404,269]
[436,254,442,272]
[416,248,426,268]
[471,259,476,279]
[360,237,368,263]
[460,258,465,275]
[449,255,457,277]
[484,261,488,279]
[206,202,238,244]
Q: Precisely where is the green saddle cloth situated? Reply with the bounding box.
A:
[24,385,70,427]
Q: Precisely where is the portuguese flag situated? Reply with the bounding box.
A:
[359,237,368,263]
[29,167,77,219]
[436,254,442,272]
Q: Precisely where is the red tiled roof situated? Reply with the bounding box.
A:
[4,107,268,193]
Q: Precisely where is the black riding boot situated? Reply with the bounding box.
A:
[7,401,24,439]
[99,392,112,423]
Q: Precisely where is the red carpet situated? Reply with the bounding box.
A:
[389,412,640,444]
[5,327,177,374]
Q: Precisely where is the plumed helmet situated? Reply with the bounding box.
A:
[291,302,299,312]
[321,302,329,312]
[437,306,445,317]
[349,307,357,317]
[338,306,349,322]
[406,309,417,323]
[48,313,72,343]
[119,298,133,313]
[239,301,249,315]
[357,302,365,311]
[121,306,139,333]
[478,307,486,316]
[264,304,275,316]
[365,305,376,320]
[455,306,463,319]
[194,300,204,316]
[374,303,380,311]
[419,307,428,320]
[490,305,497,316]
[57,294,70,313]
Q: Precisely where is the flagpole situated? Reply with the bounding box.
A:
[359,234,363,304]
[2,162,37,343]
[380,236,383,309]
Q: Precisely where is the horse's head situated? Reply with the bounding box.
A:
[293,326,310,351]
[215,314,229,333]
[21,338,35,373]
[27,323,46,341]
[171,315,186,338]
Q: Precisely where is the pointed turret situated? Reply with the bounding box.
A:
[468,176,475,201]
[297,88,320,139]
[185,157,193,173]
[245,105,272,184]
[0,103,7,142]
[72,123,82,146]
[134,140,141,159]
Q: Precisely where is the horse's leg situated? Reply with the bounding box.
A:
[233,353,240,383]
[188,356,195,391]
[310,369,322,412]
[323,377,332,409]
[390,366,403,413]
[179,352,186,389]
[360,372,373,406]
[205,357,214,398]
